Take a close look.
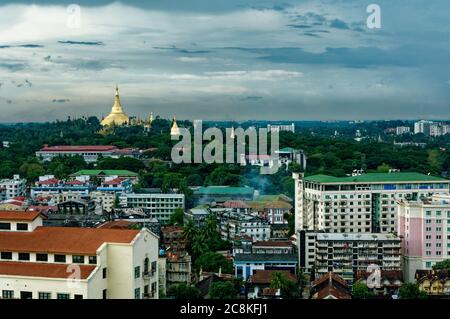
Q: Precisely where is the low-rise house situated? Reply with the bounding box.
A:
[161,225,187,252]
[166,250,192,287]
[234,253,297,281]
[355,270,403,296]
[70,170,139,184]
[0,210,159,299]
[119,192,184,225]
[216,210,270,242]
[246,269,298,299]
[193,186,255,205]
[415,270,450,295]
[31,175,92,198]
[184,207,210,227]
[310,272,351,299]
[36,145,140,163]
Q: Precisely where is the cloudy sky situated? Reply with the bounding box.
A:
[0,0,449,122]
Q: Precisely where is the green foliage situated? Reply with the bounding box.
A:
[399,283,428,299]
[432,259,450,270]
[351,282,375,299]
[167,284,202,299]
[194,252,233,274]
[269,271,300,299]
[169,208,185,226]
[209,281,238,299]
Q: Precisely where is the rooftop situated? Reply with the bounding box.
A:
[304,172,448,184]
[194,186,255,196]
[0,210,45,222]
[316,233,400,242]
[39,145,117,152]
[248,270,297,284]
[0,226,140,254]
[253,241,292,247]
[0,261,96,280]
[234,253,297,263]
[71,169,138,177]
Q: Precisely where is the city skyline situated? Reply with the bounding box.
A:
[0,0,449,122]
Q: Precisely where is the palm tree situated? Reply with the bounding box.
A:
[192,233,208,257]
[183,220,198,242]
[203,214,217,239]
[270,271,286,290]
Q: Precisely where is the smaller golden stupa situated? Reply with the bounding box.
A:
[101,85,129,127]
[170,116,180,136]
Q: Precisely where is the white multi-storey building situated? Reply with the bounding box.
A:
[0,175,26,200]
[292,172,450,234]
[119,193,184,225]
[396,126,410,135]
[398,194,450,282]
[0,210,159,299]
[297,231,401,283]
[414,120,433,135]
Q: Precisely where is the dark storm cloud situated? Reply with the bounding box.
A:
[226,45,448,68]
[153,46,211,54]
[241,96,264,101]
[329,19,350,30]
[0,44,43,48]
[58,40,104,46]
[52,99,70,103]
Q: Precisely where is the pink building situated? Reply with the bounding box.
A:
[398,195,450,282]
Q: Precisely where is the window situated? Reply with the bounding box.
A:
[54,255,66,263]
[135,266,141,279]
[134,288,141,299]
[36,253,48,262]
[74,295,83,299]
[38,292,51,299]
[57,293,70,299]
[0,222,11,230]
[102,268,107,279]
[18,253,30,261]
[88,256,97,264]
[16,223,28,231]
[102,289,107,299]
[1,252,12,260]
[72,255,85,264]
[2,290,14,299]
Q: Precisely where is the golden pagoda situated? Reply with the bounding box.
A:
[170,116,180,136]
[101,85,129,127]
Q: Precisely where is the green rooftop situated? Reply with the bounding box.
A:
[304,172,448,184]
[194,186,255,195]
[71,169,139,176]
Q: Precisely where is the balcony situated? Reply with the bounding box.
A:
[142,270,156,280]
[143,292,155,299]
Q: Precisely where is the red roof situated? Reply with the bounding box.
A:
[12,196,27,202]
[253,241,292,247]
[97,220,135,229]
[37,178,59,185]
[40,145,117,152]
[103,178,123,185]
[0,261,96,279]
[65,180,85,185]
[223,200,250,209]
[3,200,25,207]
[248,270,298,284]
[0,226,140,254]
[0,210,44,221]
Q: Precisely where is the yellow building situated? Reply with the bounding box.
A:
[101,86,130,127]
[416,270,450,295]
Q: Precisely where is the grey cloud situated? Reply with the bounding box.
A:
[241,96,263,101]
[0,62,27,71]
[52,99,70,103]
[329,19,350,30]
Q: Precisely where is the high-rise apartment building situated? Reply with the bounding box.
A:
[293,172,450,234]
